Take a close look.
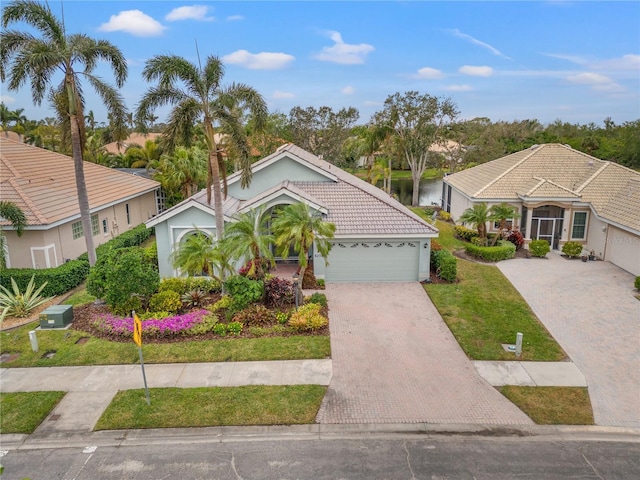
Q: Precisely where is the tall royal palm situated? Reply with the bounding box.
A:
[1,0,128,266]
[136,55,267,240]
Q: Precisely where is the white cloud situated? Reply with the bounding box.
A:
[543,53,588,65]
[413,67,444,79]
[459,65,493,77]
[342,86,355,95]
[223,50,294,70]
[314,30,374,65]
[0,95,15,104]
[449,29,511,60]
[98,10,166,37]
[566,72,624,92]
[594,54,640,71]
[272,90,295,99]
[445,84,473,92]
[226,15,244,22]
[166,5,214,22]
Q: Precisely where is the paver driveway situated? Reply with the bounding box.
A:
[498,253,640,428]
[316,283,532,425]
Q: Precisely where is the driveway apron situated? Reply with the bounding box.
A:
[317,283,532,425]
[498,253,640,428]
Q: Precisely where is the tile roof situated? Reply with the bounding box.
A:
[151,143,437,237]
[445,143,640,233]
[0,138,160,227]
[104,133,163,154]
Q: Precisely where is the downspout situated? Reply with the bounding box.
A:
[602,223,609,260]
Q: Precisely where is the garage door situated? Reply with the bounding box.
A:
[607,227,640,276]
[325,240,420,282]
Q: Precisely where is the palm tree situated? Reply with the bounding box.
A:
[488,203,521,245]
[125,139,161,168]
[0,201,26,269]
[458,203,491,240]
[271,202,336,299]
[150,146,207,203]
[223,207,274,279]
[170,228,233,281]
[136,54,268,241]
[1,0,128,266]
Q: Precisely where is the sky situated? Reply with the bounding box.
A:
[1,0,639,127]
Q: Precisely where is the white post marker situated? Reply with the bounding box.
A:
[133,311,151,405]
[515,332,523,358]
[28,330,39,352]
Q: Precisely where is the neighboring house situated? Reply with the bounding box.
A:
[0,137,161,269]
[443,143,640,276]
[148,143,438,282]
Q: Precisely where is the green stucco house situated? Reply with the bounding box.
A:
[147,143,438,282]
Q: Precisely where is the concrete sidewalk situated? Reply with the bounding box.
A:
[473,361,587,387]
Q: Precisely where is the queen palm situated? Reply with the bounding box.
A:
[223,207,274,280]
[0,201,26,269]
[136,54,267,241]
[1,0,128,266]
[271,203,336,298]
[458,202,491,240]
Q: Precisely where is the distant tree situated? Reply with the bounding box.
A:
[373,91,459,206]
[150,146,208,205]
[342,123,390,182]
[0,201,26,269]
[1,0,128,266]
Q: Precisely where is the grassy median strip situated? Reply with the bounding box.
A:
[0,323,330,367]
[0,391,66,434]
[95,385,326,430]
[500,386,594,425]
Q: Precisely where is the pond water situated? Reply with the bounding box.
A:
[387,178,443,206]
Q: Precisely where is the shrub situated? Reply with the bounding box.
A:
[316,279,325,288]
[471,236,488,247]
[248,326,272,337]
[224,275,264,310]
[0,275,52,320]
[186,313,219,335]
[208,295,233,312]
[158,277,189,295]
[288,303,328,332]
[227,321,243,336]
[438,211,451,221]
[213,323,228,336]
[138,311,171,321]
[264,277,295,308]
[91,309,208,337]
[119,296,143,317]
[276,310,291,325]
[464,240,516,262]
[431,249,457,282]
[149,290,182,314]
[431,239,442,251]
[507,230,525,250]
[454,225,477,242]
[529,240,550,258]
[181,289,207,308]
[232,304,276,326]
[635,276,640,291]
[305,292,328,308]
[562,241,583,258]
[185,276,221,293]
[238,258,272,279]
[0,259,90,298]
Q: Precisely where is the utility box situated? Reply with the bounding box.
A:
[39,305,74,329]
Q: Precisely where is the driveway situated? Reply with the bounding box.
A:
[316,283,532,425]
[498,253,640,428]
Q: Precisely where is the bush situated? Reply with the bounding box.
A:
[562,241,583,258]
[227,321,243,336]
[471,236,488,247]
[149,290,182,314]
[305,292,328,308]
[288,303,328,332]
[529,240,550,258]
[464,240,516,262]
[158,277,188,295]
[507,230,525,250]
[208,295,233,313]
[431,249,457,282]
[138,311,171,321]
[213,323,228,336]
[186,313,219,335]
[454,225,477,242]
[181,289,207,308]
[224,275,264,310]
[0,259,89,298]
[232,304,276,326]
[264,277,295,308]
[635,276,640,291]
[185,276,221,293]
[276,310,291,325]
[438,211,451,221]
[238,258,272,279]
[431,239,442,251]
[0,275,52,320]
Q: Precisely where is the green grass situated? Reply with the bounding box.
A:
[0,321,331,367]
[0,391,66,433]
[95,385,326,430]
[424,219,565,361]
[62,290,96,306]
[500,386,594,425]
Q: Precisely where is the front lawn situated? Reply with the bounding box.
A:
[95,385,326,430]
[0,391,66,433]
[500,386,594,425]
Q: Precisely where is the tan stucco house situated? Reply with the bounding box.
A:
[0,137,161,269]
[443,143,640,276]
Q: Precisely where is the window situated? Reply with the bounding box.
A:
[102,218,108,234]
[571,211,587,239]
[493,219,513,230]
[72,214,99,239]
[125,203,131,224]
[91,215,99,236]
[72,221,83,239]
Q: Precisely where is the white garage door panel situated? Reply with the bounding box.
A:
[607,227,640,276]
[326,241,420,282]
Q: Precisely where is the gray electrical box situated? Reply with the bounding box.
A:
[39,305,74,329]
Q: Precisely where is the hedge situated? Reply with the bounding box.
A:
[431,249,457,282]
[1,224,154,297]
[529,239,550,258]
[464,240,516,262]
[454,225,477,242]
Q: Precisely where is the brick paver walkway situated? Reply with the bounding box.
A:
[316,283,533,425]
[498,253,640,428]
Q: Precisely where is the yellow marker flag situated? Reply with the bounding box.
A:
[133,312,142,347]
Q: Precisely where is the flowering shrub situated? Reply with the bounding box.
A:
[91,309,209,338]
[276,310,290,325]
[227,321,243,335]
[288,303,328,332]
[507,230,525,250]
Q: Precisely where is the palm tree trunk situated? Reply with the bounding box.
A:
[204,120,225,241]
[70,115,97,266]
